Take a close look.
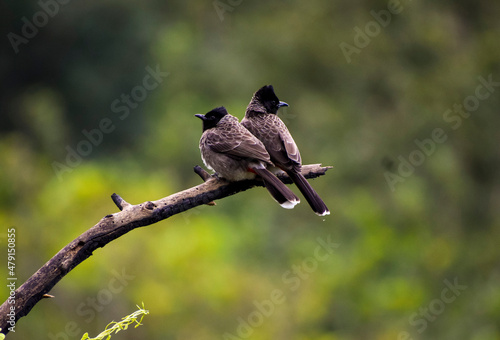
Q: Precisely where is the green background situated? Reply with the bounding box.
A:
[1,0,499,339]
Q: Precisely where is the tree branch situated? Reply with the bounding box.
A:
[0,164,331,336]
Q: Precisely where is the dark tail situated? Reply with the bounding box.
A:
[252,167,300,209]
[287,171,330,216]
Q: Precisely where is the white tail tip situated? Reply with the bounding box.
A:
[280,199,300,209]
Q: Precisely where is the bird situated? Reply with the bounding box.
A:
[241,85,330,216]
[195,106,300,209]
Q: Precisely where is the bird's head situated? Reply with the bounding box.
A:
[250,85,288,115]
[195,106,228,131]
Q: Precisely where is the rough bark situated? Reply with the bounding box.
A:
[0,164,331,336]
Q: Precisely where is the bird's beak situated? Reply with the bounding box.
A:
[195,114,206,120]
[278,101,289,107]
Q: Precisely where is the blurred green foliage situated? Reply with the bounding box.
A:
[1,0,499,339]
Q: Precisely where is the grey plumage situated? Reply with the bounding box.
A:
[196,107,300,209]
[242,85,330,216]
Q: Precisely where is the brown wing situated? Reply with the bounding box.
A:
[276,119,301,165]
[205,118,272,164]
[244,115,301,170]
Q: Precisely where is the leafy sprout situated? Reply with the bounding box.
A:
[81,304,149,340]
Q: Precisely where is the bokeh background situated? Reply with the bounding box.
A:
[1,0,499,339]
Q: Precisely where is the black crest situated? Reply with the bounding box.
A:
[254,85,288,114]
[195,106,228,130]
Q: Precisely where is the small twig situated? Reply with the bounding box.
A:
[193,165,212,182]
[193,166,217,205]
[111,193,131,211]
